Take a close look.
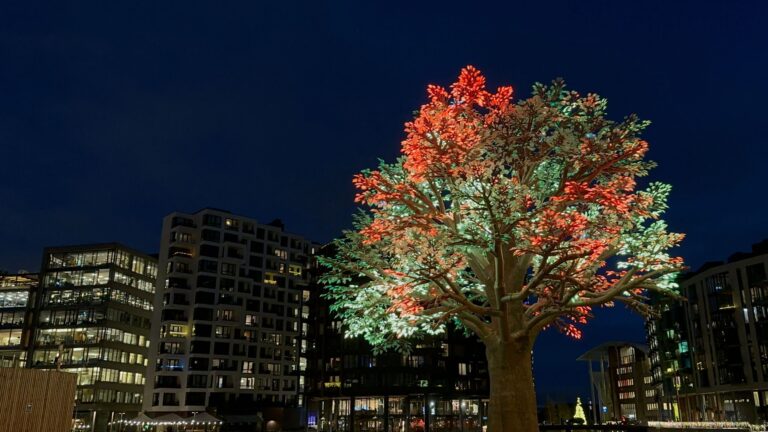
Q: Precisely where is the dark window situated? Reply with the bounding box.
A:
[214,342,230,355]
[250,241,264,254]
[161,309,187,321]
[168,277,189,289]
[193,324,212,337]
[186,391,206,405]
[162,392,179,404]
[197,275,217,289]
[209,392,225,406]
[193,307,213,320]
[171,216,195,228]
[200,245,219,258]
[238,281,250,293]
[227,247,243,259]
[220,278,235,291]
[190,341,210,354]
[187,375,208,388]
[747,263,767,287]
[201,229,220,242]
[246,299,260,312]
[198,260,218,274]
[202,214,222,227]
[195,292,215,304]
[172,293,187,305]
[249,255,263,267]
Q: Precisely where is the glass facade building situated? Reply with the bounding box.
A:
[30,244,157,431]
[0,273,37,367]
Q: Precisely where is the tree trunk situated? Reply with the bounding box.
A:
[485,339,538,432]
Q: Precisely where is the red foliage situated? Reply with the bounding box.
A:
[347,66,684,340]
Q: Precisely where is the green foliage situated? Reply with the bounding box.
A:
[323,70,685,350]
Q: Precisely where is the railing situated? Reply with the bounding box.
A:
[540,425,757,432]
[541,426,648,432]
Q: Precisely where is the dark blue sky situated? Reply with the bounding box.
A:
[1,1,767,402]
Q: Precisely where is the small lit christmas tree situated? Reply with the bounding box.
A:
[574,397,587,424]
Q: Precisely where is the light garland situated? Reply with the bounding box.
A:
[648,421,767,431]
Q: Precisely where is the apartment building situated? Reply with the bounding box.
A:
[30,244,157,431]
[645,292,695,421]
[673,241,768,422]
[579,342,658,423]
[144,208,316,430]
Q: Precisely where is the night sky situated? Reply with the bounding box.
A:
[2,1,767,403]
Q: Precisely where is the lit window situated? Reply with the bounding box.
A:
[458,363,468,376]
[240,377,255,389]
[289,265,303,277]
[245,314,258,326]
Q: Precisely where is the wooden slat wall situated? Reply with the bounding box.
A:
[0,368,76,432]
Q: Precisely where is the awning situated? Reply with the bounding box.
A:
[123,413,154,425]
[190,412,223,425]
[152,413,185,425]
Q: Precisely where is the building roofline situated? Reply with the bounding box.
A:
[165,208,320,243]
[681,239,768,279]
[42,242,156,260]
[576,341,649,361]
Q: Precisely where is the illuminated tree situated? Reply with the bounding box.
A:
[321,66,684,432]
[574,397,587,424]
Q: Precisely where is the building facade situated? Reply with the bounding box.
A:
[0,273,37,367]
[579,342,659,424]
[30,244,157,431]
[675,243,768,423]
[144,208,316,429]
[305,255,490,432]
[645,292,695,421]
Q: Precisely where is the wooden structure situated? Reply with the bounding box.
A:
[0,368,76,432]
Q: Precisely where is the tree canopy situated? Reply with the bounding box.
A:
[321,66,684,351]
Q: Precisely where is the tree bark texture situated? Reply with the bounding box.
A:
[485,340,539,432]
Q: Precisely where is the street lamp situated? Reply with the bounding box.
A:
[425,399,434,432]
[674,373,682,421]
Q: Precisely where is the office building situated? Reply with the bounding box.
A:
[0,273,37,367]
[30,244,157,431]
[144,208,316,430]
[579,342,659,423]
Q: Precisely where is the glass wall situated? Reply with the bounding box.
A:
[0,290,29,308]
